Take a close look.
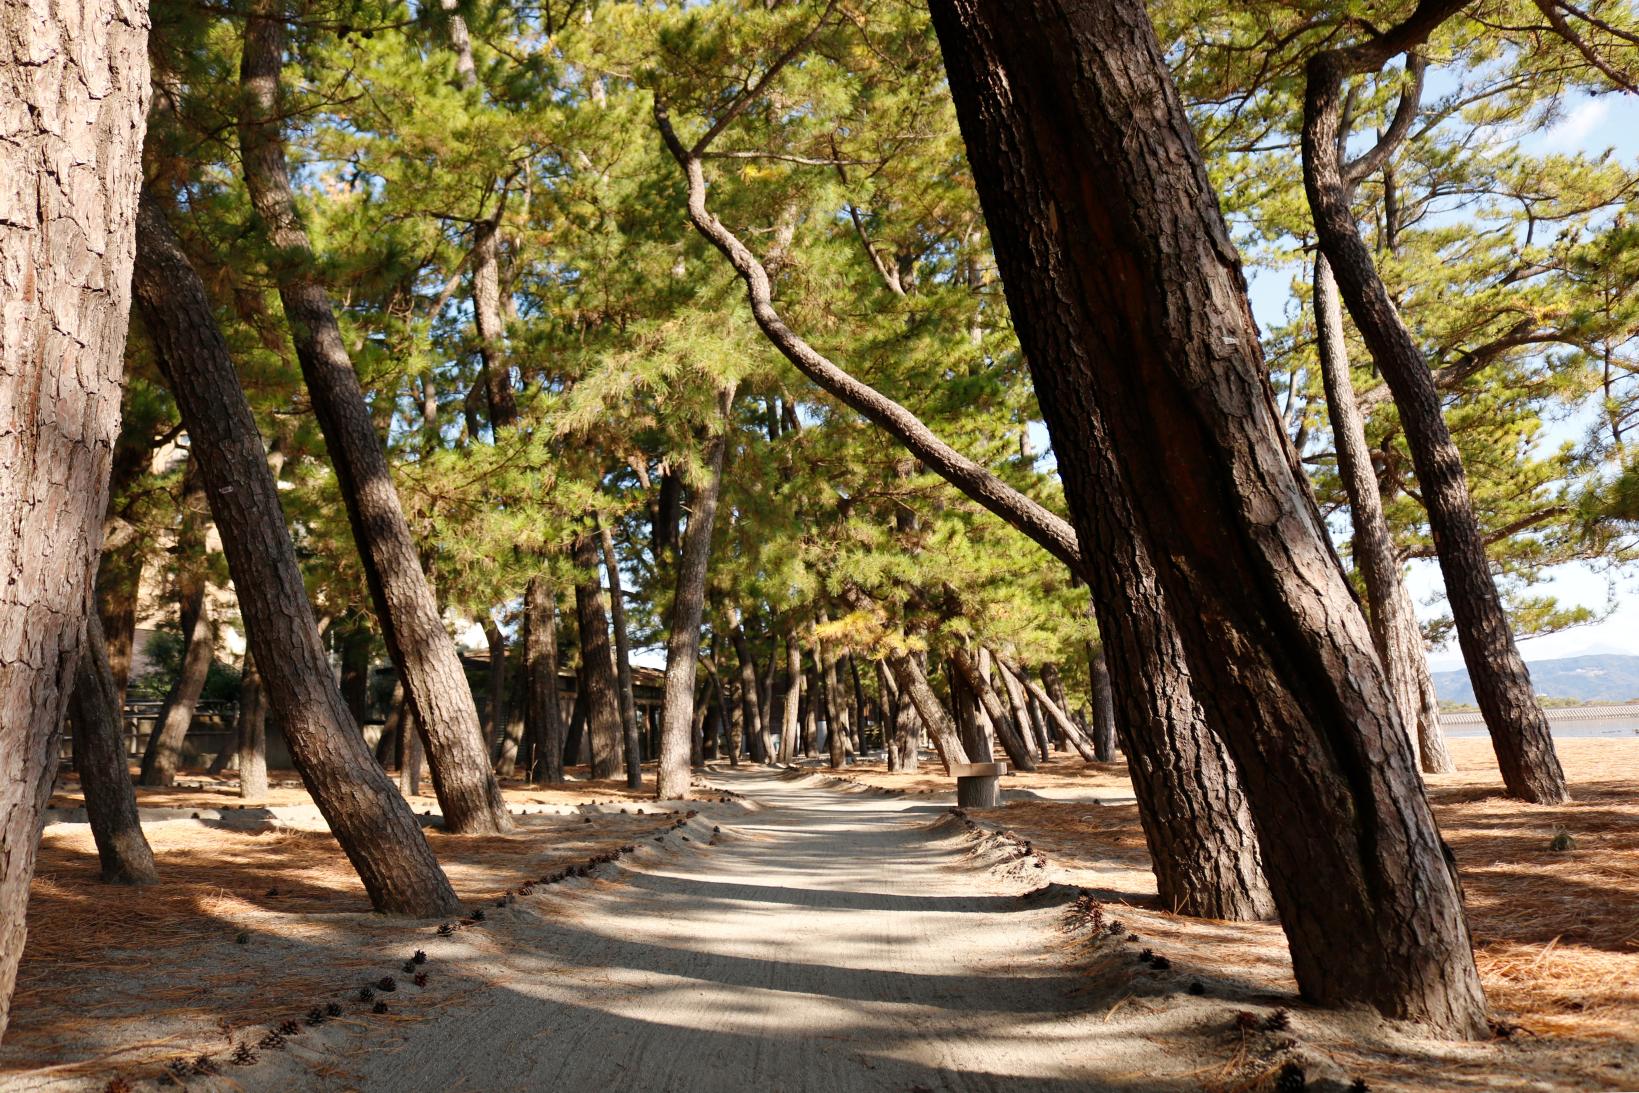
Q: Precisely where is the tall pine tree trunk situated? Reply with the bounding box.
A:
[600,522,643,787]
[70,612,160,885]
[1087,642,1118,762]
[1302,20,1556,801]
[1315,255,1455,774]
[133,191,461,916]
[780,634,803,763]
[482,618,508,754]
[572,527,623,779]
[524,578,567,783]
[656,397,732,799]
[238,1,510,833]
[931,0,1485,1033]
[96,546,145,707]
[729,613,767,763]
[235,649,269,799]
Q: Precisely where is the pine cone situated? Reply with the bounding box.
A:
[1262,1008,1291,1032]
[1274,1062,1305,1091]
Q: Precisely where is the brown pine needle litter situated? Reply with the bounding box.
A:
[1,775,675,1085]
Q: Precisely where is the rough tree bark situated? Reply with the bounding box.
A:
[655,395,732,799]
[571,526,623,779]
[139,459,215,787]
[133,190,461,916]
[1301,11,1554,799]
[995,659,1041,761]
[238,0,511,833]
[600,521,644,787]
[70,613,160,885]
[930,0,1486,1033]
[0,0,149,1030]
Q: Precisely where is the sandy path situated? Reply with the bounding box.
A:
[253,768,1199,1092]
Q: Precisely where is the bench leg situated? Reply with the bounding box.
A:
[956,775,999,809]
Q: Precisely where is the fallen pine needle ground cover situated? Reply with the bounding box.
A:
[1,774,680,1087]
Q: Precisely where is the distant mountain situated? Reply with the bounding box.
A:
[1432,654,1639,705]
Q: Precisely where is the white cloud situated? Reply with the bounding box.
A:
[1542,98,1612,150]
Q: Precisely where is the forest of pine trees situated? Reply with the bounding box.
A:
[3,0,1638,1082]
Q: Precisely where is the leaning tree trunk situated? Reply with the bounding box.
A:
[950,648,1035,770]
[885,654,968,773]
[571,526,623,779]
[599,522,644,787]
[238,1,511,834]
[1315,255,1455,775]
[656,398,732,799]
[1302,24,1559,802]
[931,0,1486,1034]
[524,578,567,784]
[133,190,461,917]
[140,459,215,787]
[70,613,160,885]
[234,649,269,799]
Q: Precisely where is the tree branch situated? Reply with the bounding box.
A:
[652,100,1086,581]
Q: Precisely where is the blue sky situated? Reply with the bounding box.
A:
[1239,91,1639,670]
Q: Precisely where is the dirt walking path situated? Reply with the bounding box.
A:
[249,768,1203,1092]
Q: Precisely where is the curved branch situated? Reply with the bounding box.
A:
[1343,53,1427,188]
[654,100,1085,580]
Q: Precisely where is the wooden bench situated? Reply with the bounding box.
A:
[950,761,1007,809]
